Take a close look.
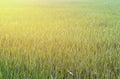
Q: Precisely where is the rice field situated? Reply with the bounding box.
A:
[0,0,120,79]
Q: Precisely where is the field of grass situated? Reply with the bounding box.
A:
[0,0,120,79]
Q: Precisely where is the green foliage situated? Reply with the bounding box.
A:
[0,1,120,79]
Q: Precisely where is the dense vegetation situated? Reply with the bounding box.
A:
[0,1,120,79]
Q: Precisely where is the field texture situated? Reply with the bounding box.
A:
[0,1,120,79]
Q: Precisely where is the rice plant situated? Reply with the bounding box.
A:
[0,0,120,79]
